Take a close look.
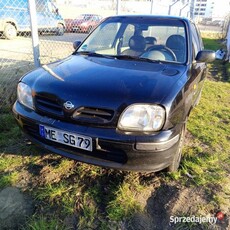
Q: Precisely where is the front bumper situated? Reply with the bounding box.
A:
[13,101,182,172]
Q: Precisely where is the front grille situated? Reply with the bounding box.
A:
[35,95,63,117]
[34,95,115,126]
[72,107,114,124]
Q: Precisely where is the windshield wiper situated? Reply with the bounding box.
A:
[114,55,161,63]
[75,51,113,59]
[75,52,162,63]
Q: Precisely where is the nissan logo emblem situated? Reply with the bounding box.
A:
[63,101,74,110]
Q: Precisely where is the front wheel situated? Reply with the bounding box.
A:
[4,23,17,40]
[167,124,186,172]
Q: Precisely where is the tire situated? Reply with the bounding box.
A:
[3,23,17,40]
[167,124,186,172]
[56,23,64,36]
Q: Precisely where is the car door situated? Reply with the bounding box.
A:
[190,23,207,106]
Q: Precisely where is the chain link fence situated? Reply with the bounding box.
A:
[197,16,230,39]
[0,0,229,111]
[0,0,34,110]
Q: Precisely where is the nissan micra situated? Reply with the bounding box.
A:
[13,15,215,172]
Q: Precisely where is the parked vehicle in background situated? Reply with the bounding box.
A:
[13,15,215,172]
[0,0,65,39]
[71,14,102,33]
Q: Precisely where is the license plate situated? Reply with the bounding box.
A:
[39,125,92,151]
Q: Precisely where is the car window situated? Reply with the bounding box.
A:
[144,26,185,44]
[79,23,121,51]
[77,17,187,63]
[93,16,97,22]
[36,0,46,12]
[95,16,100,22]
[122,24,135,47]
[190,23,202,59]
[85,16,91,21]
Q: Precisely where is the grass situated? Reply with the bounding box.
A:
[0,171,19,188]
[203,37,230,83]
[169,38,230,212]
[202,37,222,50]
[36,181,78,215]
[106,175,145,221]
[0,37,229,229]
[0,113,22,147]
[24,215,66,230]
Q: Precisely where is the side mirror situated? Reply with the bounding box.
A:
[73,41,81,50]
[195,50,215,63]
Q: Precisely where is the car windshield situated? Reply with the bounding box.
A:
[76,16,187,64]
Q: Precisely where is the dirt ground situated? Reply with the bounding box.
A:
[1,127,229,230]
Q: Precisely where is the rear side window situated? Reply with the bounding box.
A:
[190,23,202,58]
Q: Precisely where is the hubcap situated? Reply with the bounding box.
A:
[8,27,16,37]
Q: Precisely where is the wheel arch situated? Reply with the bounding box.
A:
[57,21,65,29]
[4,18,18,31]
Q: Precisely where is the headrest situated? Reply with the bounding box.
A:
[129,35,146,51]
[166,35,185,49]
[145,36,157,45]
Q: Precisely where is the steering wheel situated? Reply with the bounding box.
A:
[145,45,177,61]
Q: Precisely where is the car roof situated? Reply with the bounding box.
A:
[106,15,191,23]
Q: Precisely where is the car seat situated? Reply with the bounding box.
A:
[166,35,185,62]
[145,36,157,49]
[121,35,146,56]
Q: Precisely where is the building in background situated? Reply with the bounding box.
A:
[193,0,214,19]
[192,0,230,21]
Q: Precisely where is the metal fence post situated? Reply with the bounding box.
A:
[179,3,189,16]
[116,0,121,15]
[168,0,180,15]
[150,0,154,14]
[28,0,40,67]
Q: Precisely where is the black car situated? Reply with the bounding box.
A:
[13,15,215,172]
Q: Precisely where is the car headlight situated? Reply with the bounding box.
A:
[118,104,165,132]
[17,82,33,110]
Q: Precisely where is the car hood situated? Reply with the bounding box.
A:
[24,55,186,112]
